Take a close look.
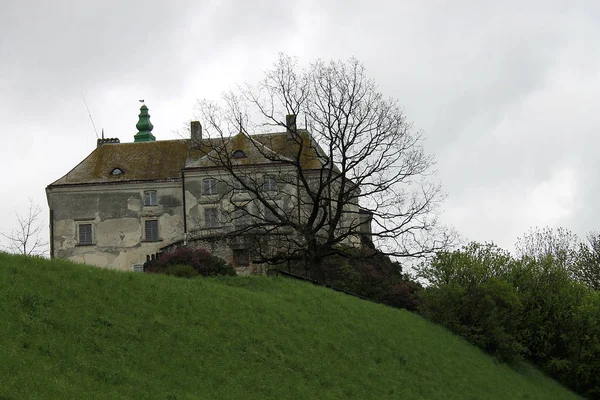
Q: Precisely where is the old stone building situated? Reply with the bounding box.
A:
[46,105,371,272]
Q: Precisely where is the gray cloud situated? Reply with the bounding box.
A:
[1,0,599,253]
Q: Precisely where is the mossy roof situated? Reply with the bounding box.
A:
[187,131,326,170]
[48,131,330,187]
[48,140,202,186]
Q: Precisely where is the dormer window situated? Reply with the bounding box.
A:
[232,150,247,159]
[111,168,124,175]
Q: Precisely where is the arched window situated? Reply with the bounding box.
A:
[232,150,247,159]
[111,167,124,175]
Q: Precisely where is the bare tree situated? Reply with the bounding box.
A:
[515,226,580,269]
[1,198,48,256]
[192,54,453,272]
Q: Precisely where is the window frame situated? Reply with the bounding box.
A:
[76,221,94,245]
[144,219,160,242]
[232,150,247,159]
[204,207,219,228]
[202,178,218,195]
[143,190,158,206]
[233,178,247,193]
[233,249,250,267]
[263,175,278,192]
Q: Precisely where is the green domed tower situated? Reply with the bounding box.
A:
[133,104,156,142]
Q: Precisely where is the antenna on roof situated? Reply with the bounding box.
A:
[81,93,99,139]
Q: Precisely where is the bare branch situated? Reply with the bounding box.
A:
[191,54,455,271]
[1,198,49,256]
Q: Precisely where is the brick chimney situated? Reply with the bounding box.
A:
[286,114,297,133]
[190,121,202,143]
[97,138,120,148]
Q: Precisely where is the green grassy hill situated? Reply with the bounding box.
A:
[0,253,579,399]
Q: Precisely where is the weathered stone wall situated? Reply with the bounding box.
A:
[47,182,184,271]
[183,167,298,234]
[47,165,368,273]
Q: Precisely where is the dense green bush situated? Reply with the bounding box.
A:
[418,283,466,332]
[144,247,236,277]
[383,281,422,311]
[164,264,199,279]
[419,279,524,361]
[417,240,600,398]
[284,248,423,311]
[416,242,513,288]
[464,279,524,360]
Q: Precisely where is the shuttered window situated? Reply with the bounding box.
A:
[202,179,217,195]
[233,178,247,193]
[145,220,159,241]
[78,223,93,245]
[233,249,250,267]
[263,176,277,192]
[205,208,219,228]
[143,190,157,206]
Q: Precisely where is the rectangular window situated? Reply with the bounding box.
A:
[263,176,277,192]
[144,220,159,241]
[233,249,250,267]
[202,178,217,195]
[132,264,144,272]
[205,208,219,228]
[78,223,93,245]
[143,190,157,206]
[234,208,250,229]
[233,178,247,193]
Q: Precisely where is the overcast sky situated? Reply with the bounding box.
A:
[1,0,598,254]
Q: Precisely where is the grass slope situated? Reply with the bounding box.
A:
[0,253,578,400]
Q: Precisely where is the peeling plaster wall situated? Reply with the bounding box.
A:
[47,166,366,272]
[183,168,363,255]
[47,182,184,271]
[183,168,298,234]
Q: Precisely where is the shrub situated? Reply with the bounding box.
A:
[145,247,236,277]
[382,281,422,311]
[465,279,524,361]
[288,248,422,311]
[164,264,199,279]
[419,283,467,334]
[419,279,524,362]
[418,241,600,396]
[415,242,513,289]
